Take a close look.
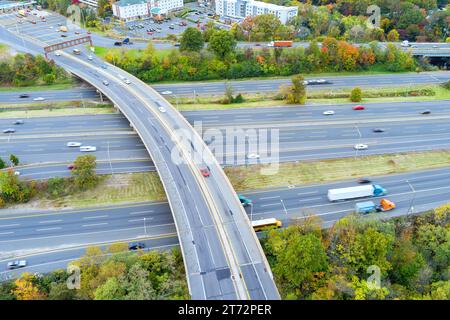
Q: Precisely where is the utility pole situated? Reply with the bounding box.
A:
[406,180,416,216]
[144,217,147,234]
[281,199,288,216]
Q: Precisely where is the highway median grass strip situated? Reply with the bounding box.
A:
[174,84,450,111]
[225,150,450,191]
[11,150,450,210]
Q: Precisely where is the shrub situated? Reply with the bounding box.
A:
[350,87,362,102]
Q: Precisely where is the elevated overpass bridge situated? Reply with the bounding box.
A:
[0,26,280,300]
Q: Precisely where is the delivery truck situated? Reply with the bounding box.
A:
[267,40,293,48]
[327,184,386,202]
[355,199,396,214]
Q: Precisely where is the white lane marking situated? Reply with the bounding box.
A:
[82,223,109,228]
[0,232,14,235]
[129,210,154,215]
[82,215,109,220]
[259,196,280,200]
[260,203,281,208]
[297,191,319,196]
[38,220,63,224]
[299,197,323,202]
[36,227,61,232]
[0,224,20,228]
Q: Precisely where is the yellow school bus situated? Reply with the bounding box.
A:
[251,218,282,232]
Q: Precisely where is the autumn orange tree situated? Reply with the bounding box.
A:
[13,273,46,300]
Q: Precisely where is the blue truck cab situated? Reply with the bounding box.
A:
[355,201,376,214]
[238,194,252,207]
[373,185,387,196]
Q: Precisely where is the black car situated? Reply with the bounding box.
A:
[128,242,145,250]
[114,41,122,46]
[372,128,385,133]
[421,110,431,115]
[19,94,29,98]
[13,120,24,125]
[3,128,16,134]
[357,178,372,184]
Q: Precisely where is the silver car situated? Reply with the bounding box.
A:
[7,260,27,270]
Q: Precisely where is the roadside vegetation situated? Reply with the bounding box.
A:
[99,35,415,83]
[226,150,450,191]
[261,204,450,300]
[172,83,448,111]
[0,246,188,300]
[0,53,71,87]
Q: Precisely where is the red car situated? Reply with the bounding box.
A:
[200,167,210,177]
[352,105,365,110]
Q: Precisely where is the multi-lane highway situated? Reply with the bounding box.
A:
[1,166,449,279]
[1,22,280,300]
[3,100,450,180]
[1,71,449,103]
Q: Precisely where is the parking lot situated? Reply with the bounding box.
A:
[114,16,198,40]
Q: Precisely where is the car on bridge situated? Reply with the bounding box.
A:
[200,167,210,177]
[7,260,27,270]
[102,80,109,86]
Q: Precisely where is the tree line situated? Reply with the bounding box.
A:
[262,204,450,300]
[0,247,188,300]
[104,28,416,83]
[0,53,70,87]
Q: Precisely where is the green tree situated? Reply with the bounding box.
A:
[9,154,19,166]
[350,87,362,102]
[43,73,56,85]
[71,155,99,190]
[47,177,66,198]
[266,228,328,298]
[179,27,204,52]
[207,30,237,60]
[389,239,426,289]
[387,29,400,42]
[0,157,5,169]
[284,75,307,104]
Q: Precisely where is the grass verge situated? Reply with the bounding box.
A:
[0,82,75,92]
[19,150,450,210]
[174,84,450,111]
[226,150,450,191]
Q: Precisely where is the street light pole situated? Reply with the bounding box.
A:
[250,203,253,222]
[406,180,416,216]
[144,217,147,234]
[355,123,362,159]
[281,199,288,216]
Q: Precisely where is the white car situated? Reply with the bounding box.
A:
[354,144,368,150]
[88,55,93,60]
[161,91,172,95]
[323,110,335,116]
[33,97,45,101]
[102,80,109,86]
[14,171,20,176]
[7,260,27,270]
[246,153,260,159]
[124,79,131,84]
[55,50,61,56]
[67,142,82,147]
[118,74,125,80]
[158,106,166,113]
[80,146,97,152]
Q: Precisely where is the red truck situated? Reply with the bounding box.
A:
[268,40,293,47]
